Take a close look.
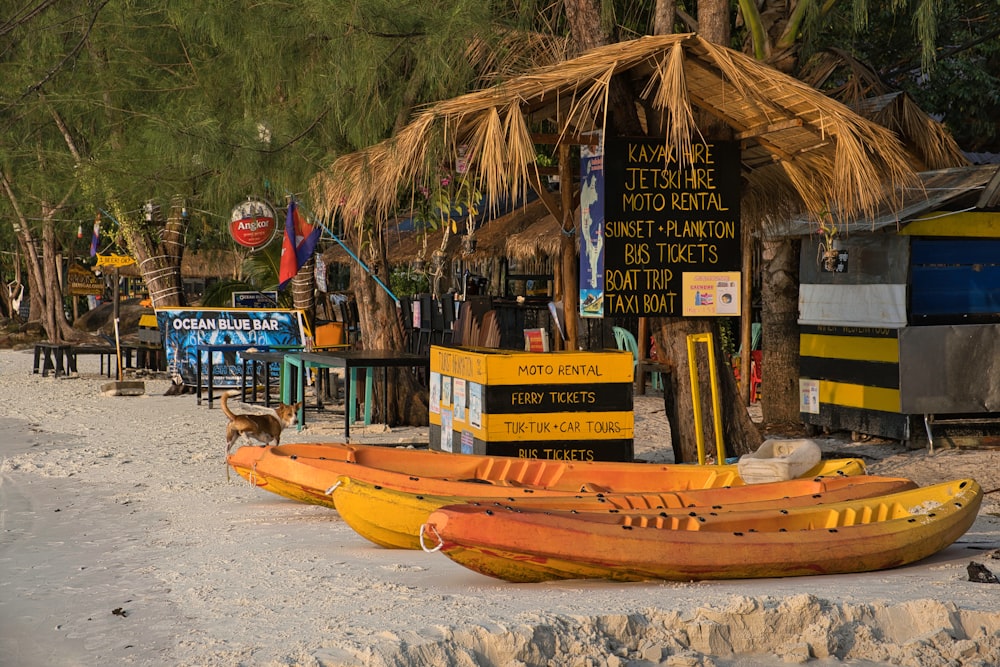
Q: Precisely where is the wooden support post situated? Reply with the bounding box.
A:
[739,224,753,404]
[558,143,578,350]
[637,317,649,391]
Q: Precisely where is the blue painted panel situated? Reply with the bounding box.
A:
[910,239,1000,319]
[910,238,1000,265]
[910,265,1000,316]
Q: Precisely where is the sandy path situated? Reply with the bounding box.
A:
[1,349,998,666]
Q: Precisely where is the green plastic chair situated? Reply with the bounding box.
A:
[612,326,638,364]
[614,326,664,391]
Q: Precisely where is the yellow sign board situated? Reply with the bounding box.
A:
[67,263,103,296]
[430,346,634,385]
[96,253,136,268]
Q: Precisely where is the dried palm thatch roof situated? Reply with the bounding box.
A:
[321,198,551,266]
[774,164,1000,236]
[505,208,577,261]
[312,33,922,229]
[852,92,968,171]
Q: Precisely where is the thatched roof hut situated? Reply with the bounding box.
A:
[312,33,935,349]
[851,92,968,172]
[313,33,920,229]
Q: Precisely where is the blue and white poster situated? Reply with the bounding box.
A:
[156,308,306,386]
[579,132,605,318]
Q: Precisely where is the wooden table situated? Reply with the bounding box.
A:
[196,343,266,408]
[32,342,72,377]
[240,350,288,407]
[282,349,429,441]
[70,345,127,378]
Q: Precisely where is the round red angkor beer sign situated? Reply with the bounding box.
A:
[229,198,278,249]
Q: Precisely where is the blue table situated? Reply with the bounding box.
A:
[196,343,269,408]
[282,349,429,441]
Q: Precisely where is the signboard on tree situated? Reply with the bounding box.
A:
[95,253,136,268]
[67,262,103,296]
[602,138,742,317]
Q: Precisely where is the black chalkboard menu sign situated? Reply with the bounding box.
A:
[603,138,741,317]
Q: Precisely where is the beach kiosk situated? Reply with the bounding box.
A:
[429,345,635,461]
[793,165,1000,445]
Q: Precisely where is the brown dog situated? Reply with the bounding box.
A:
[221,390,300,454]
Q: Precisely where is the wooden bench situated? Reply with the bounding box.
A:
[636,358,671,395]
[70,345,131,378]
[33,342,73,377]
[123,343,166,371]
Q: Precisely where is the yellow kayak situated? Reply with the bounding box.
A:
[422,479,983,582]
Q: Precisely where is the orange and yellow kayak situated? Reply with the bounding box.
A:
[422,478,982,582]
[227,442,866,509]
[331,474,917,550]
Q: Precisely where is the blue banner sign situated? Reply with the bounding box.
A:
[156,308,306,386]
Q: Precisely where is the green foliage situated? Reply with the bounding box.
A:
[813,0,1000,152]
[0,0,505,257]
[389,265,430,297]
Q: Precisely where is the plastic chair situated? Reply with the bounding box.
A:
[440,293,456,344]
[397,298,414,352]
[415,294,434,354]
[612,326,638,365]
[646,338,664,391]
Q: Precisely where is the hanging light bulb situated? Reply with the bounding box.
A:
[77,224,83,238]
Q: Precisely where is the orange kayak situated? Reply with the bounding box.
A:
[422,478,983,582]
[227,444,359,506]
[331,473,917,550]
[227,443,867,509]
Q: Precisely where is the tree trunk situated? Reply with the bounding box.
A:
[121,201,187,308]
[40,214,77,341]
[653,0,677,35]
[291,255,317,330]
[350,226,428,426]
[760,237,802,426]
[1,169,79,341]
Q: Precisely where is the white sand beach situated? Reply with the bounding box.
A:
[1,348,999,667]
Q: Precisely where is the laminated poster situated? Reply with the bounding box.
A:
[442,376,453,408]
[453,378,466,422]
[440,409,453,452]
[429,372,441,415]
[469,382,483,429]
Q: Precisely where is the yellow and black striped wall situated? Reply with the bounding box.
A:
[798,325,915,440]
[798,235,916,440]
[429,346,635,461]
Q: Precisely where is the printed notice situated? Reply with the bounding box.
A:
[682,272,741,316]
[453,378,466,422]
[429,372,441,415]
[800,379,820,414]
[469,382,483,429]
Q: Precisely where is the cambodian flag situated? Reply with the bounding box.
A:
[89,215,100,257]
[278,200,321,290]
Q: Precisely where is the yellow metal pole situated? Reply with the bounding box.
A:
[686,332,727,465]
[703,334,726,465]
[686,334,706,464]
